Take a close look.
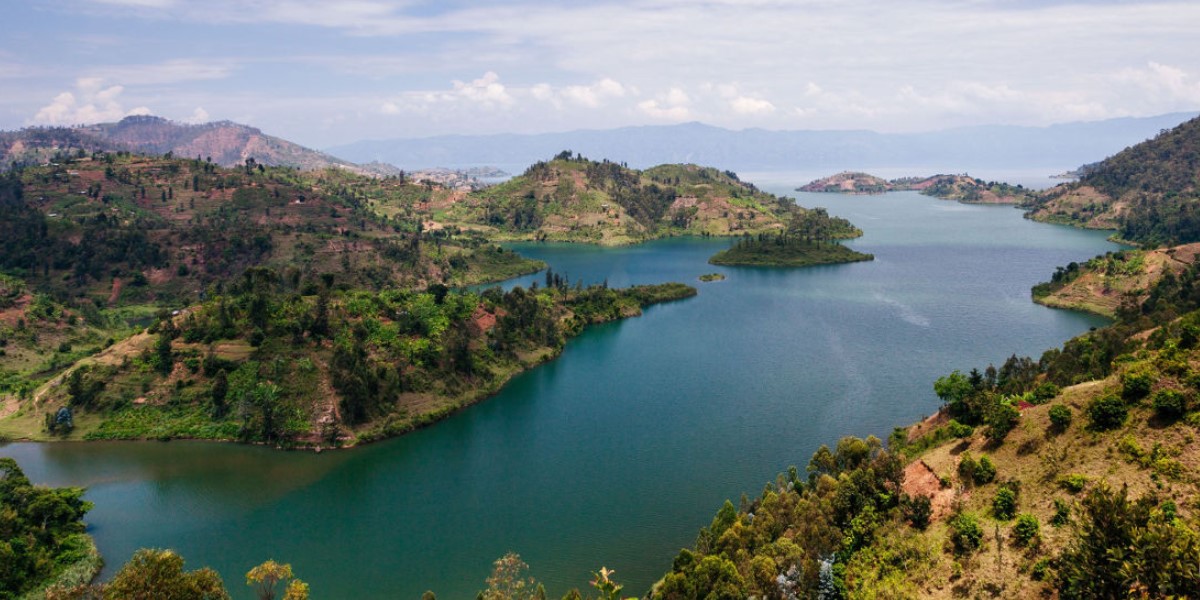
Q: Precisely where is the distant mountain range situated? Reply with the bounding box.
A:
[0,115,373,174]
[327,113,1199,173]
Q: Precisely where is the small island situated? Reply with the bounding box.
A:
[798,172,1034,204]
[708,208,874,267]
[699,273,726,282]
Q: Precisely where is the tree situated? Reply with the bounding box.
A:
[246,560,306,600]
[104,549,229,600]
[477,553,546,600]
[934,371,974,417]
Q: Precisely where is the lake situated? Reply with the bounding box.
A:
[1,188,1116,598]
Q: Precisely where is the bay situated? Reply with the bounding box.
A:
[1,187,1116,598]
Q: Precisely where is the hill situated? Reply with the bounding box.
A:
[0,151,545,414]
[1,115,373,173]
[1026,115,1200,244]
[797,171,891,194]
[426,152,812,245]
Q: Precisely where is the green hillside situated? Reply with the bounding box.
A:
[1026,116,1200,244]
[432,152,804,245]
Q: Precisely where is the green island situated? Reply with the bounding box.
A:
[698,273,725,282]
[708,208,872,266]
[441,151,808,245]
[799,171,1036,204]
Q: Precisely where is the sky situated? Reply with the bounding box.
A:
[2,0,1200,148]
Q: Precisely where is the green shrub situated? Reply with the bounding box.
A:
[1121,369,1154,401]
[948,419,974,438]
[1031,382,1061,404]
[1151,389,1187,418]
[1031,558,1051,581]
[1087,393,1127,430]
[986,402,1021,441]
[957,452,978,483]
[1012,513,1040,546]
[993,483,1019,520]
[948,512,984,554]
[1049,404,1073,430]
[1051,498,1071,527]
[974,456,996,485]
[901,494,932,530]
[1059,474,1089,494]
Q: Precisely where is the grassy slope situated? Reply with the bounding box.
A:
[1032,243,1200,317]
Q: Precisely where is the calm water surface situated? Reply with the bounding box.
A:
[2,189,1115,598]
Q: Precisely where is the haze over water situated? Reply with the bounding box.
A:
[2,183,1117,598]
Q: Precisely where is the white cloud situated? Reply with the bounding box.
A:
[185,106,210,123]
[448,71,513,108]
[638,87,692,121]
[30,78,154,125]
[730,96,775,115]
[531,78,630,109]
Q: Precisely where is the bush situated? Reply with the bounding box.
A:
[948,512,983,554]
[1151,389,1187,418]
[1031,558,1051,581]
[1049,404,1073,430]
[986,402,1021,441]
[957,452,978,483]
[1121,369,1154,401]
[1031,382,1061,404]
[974,456,996,484]
[1012,513,1041,546]
[901,494,932,530]
[1059,474,1089,494]
[1051,498,1071,527]
[947,419,974,438]
[993,484,1019,520]
[1087,393,1128,430]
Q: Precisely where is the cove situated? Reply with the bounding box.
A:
[1,189,1116,599]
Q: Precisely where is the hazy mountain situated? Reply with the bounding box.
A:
[328,113,1199,173]
[1,115,370,173]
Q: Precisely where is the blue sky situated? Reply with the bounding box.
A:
[3,0,1199,148]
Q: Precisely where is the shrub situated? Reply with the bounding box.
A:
[1121,369,1154,401]
[948,512,983,554]
[1031,558,1051,581]
[974,456,996,484]
[1012,513,1040,546]
[947,419,974,438]
[1151,389,1187,418]
[986,402,1021,441]
[1031,382,1060,404]
[901,494,932,530]
[1059,474,1089,494]
[993,483,1019,520]
[1087,393,1127,430]
[1049,404,1073,430]
[1051,498,1071,527]
[957,452,978,483]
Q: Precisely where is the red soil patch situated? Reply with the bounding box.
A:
[901,459,958,522]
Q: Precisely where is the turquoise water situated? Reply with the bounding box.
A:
[1,190,1115,598]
